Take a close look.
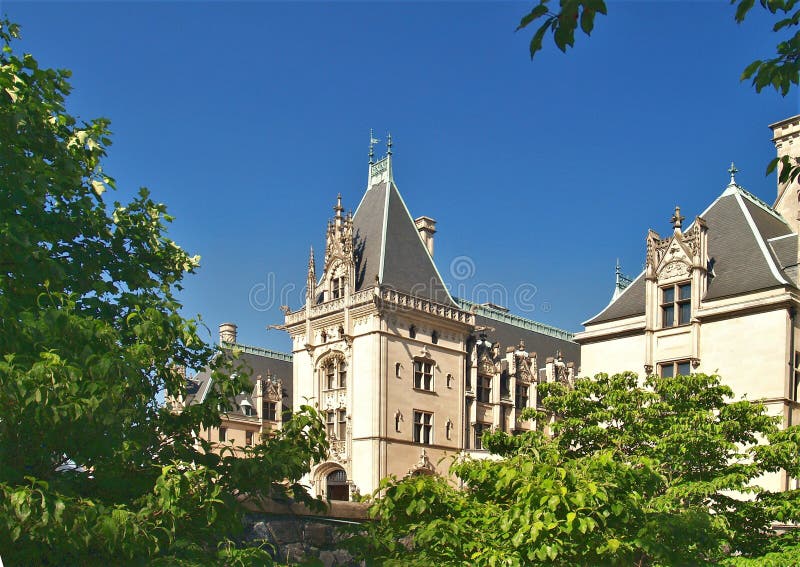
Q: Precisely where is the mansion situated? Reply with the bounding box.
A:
[577,114,800,492]
[284,147,578,498]
[176,113,800,500]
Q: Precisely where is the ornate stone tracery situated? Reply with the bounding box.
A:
[478,352,496,376]
[262,376,283,402]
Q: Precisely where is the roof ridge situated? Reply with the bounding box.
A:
[735,184,789,224]
[456,298,576,342]
[388,181,457,306]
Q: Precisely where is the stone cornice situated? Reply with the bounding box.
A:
[285,287,474,327]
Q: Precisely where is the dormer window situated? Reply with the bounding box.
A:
[661,283,691,327]
[331,276,345,299]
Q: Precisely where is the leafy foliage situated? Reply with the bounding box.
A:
[353,372,800,565]
[517,0,800,185]
[0,19,327,565]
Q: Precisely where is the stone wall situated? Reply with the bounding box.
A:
[242,499,369,566]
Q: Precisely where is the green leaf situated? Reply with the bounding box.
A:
[518,3,550,31]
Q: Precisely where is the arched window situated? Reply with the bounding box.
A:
[431,331,439,344]
[409,325,417,339]
[321,356,347,390]
[326,469,349,501]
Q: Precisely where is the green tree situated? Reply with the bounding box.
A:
[517,0,800,185]
[0,20,327,565]
[352,372,800,565]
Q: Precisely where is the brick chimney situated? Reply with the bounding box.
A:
[414,216,436,257]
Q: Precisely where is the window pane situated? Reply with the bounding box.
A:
[663,305,674,327]
[662,287,675,303]
[660,364,674,378]
[679,302,691,325]
[679,283,691,300]
[677,362,691,376]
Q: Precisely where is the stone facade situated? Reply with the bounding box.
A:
[170,323,293,456]
[576,114,800,493]
[285,145,579,498]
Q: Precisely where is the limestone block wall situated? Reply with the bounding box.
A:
[580,333,645,378]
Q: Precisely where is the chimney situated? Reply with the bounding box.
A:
[414,216,436,257]
[770,115,800,233]
[219,322,237,345]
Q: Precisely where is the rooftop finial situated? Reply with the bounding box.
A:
[728,161,739,185]
[387,132,393,155]
[671,205,685,230]
[369,129,378,164]
[334,193,344,217]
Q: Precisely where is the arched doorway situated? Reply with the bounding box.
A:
[326,469,349,501]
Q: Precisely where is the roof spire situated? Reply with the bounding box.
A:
[369,129,378,165]
[387,132,393,155]
[728,161,739,185]
[671,205,685,230]
[612,259,633,300]
[306,246,316,303]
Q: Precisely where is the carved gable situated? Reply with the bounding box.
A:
[478,352,496,376]
[646,207,707,285]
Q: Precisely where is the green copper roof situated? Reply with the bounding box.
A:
[221,341,293,362]
[455,298,576,343]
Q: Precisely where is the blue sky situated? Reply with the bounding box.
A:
[5,1,799,351]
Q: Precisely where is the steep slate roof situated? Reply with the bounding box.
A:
[585,184,796,325]
[584,273,646,325]
[769,234,798,285]
[185,345,293,415]
[352,179,456,306]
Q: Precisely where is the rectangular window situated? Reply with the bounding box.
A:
[414,360,434,391]
[326,411,335,438]
[500,372,510,399]
[413,411,433,444]
[332,277,344,299]
[794,351,800,402]
[477,376,491,403]
[515,384,529,410]
[264,402,277,421]
[337,409,347,440]
[246,430,254,446]
[659,360,691,378]
[678,283,692,324]
[326,365,336,390]
[219,427,227,442]
[338,361,347,388]
[661,283,691,328]
[474,422,489,450]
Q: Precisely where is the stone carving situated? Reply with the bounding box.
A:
[517,359,532,384]
[407,448,436,476]
[322,390,347,410]
[661,260,691,280]
[329,439,347,462]
[263,377,283,402]
[478,352,496,376]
